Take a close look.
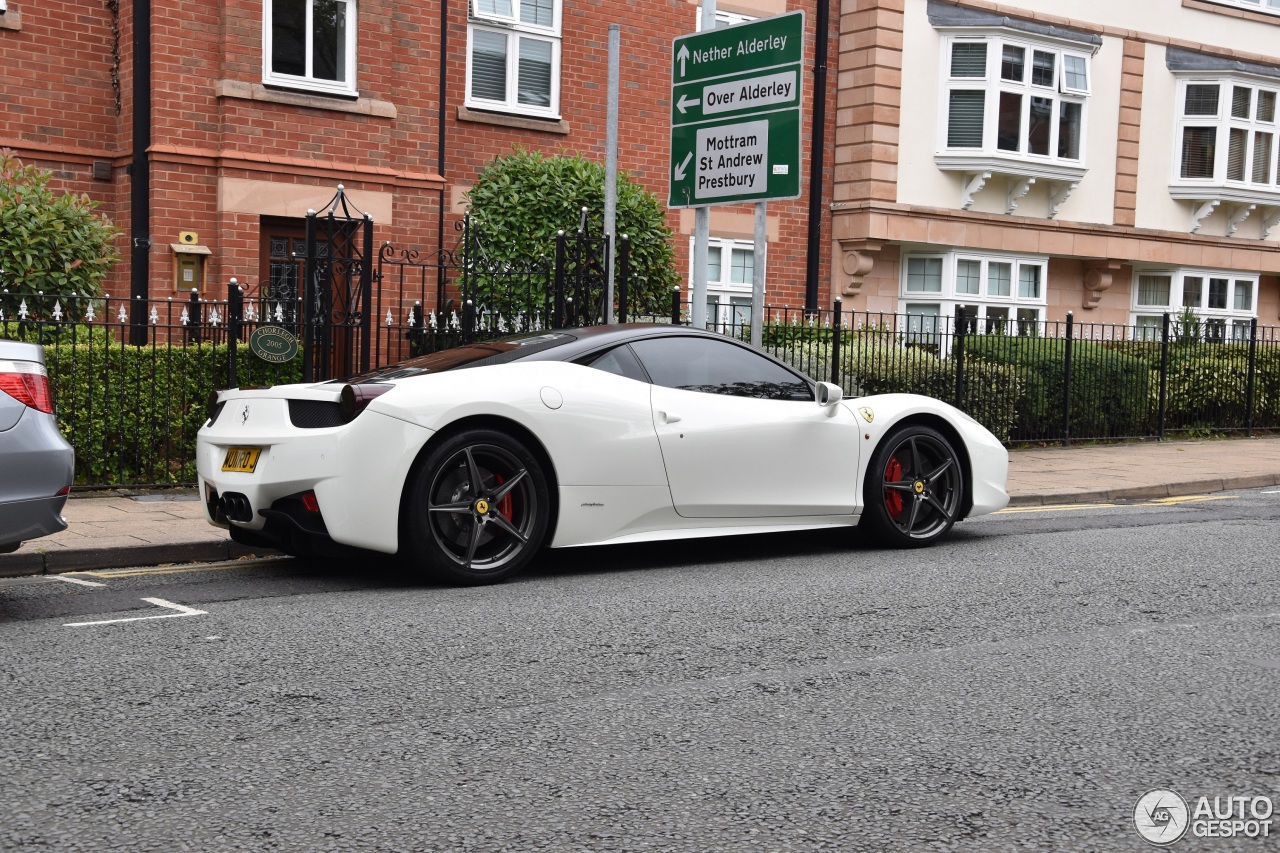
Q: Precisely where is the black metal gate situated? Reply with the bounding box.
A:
[302,186,374,381]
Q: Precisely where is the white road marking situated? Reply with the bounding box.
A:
[51,575,107,588]
[1262,490,1280,495]
[65,597,207,627]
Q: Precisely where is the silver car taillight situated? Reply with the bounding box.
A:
[0,359,54,414]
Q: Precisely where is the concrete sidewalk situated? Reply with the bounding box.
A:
[4,435,1280,577]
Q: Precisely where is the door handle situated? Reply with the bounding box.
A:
[658,410,682,424]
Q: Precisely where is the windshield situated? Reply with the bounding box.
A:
[343,332,578,382]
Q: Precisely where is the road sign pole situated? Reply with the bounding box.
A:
[751,201,765,348]
[690,0,716,331]
[604,24,619,325]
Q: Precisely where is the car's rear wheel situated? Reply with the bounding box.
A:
[406,429,550,584]
[860,424,963,548]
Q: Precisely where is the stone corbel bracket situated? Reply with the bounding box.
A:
[961,171,992,210]
[1190,199,1220,234]
[1006,176,1036,215]
[1263,206,1280,240]
[1083,259,1124,310]
[836,240,883,299]
[1047,181,1079,219]
[1226,203,1256,238]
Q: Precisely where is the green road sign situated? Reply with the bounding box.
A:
[668,10,805,208]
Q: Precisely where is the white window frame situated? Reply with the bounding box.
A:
[1130,269,1259,341]
[466,0,562,119]
[937,33,1092,171]
[900,250,1048,336]
[696,7,756,28]
[693,236,757,332]
[1172,76,1280,193]
[1201,0,1280,16]
[263,0,358,97]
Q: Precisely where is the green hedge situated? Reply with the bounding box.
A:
[43,343,302,485]
[964,336,1155,439]
[769,336,1023,443]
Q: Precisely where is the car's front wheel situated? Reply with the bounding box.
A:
[405,429,550,584]
[860,424,964,548]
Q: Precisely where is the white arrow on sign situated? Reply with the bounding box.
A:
[676,93,701,115]
[674,150,693,181]
[677,44,689,77]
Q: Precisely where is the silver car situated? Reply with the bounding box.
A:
[0,340,74,553]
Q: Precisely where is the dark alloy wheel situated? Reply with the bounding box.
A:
[860,424,964,548]
[407,429,550,584]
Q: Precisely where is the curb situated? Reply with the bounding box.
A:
[0,540,278,578]
[1004,474,1280,507]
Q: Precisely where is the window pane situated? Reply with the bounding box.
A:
[1016,307,1039,336]
[312,0,346,82]
[1063,55,1087,90]
[476,0,514,15]
[1234,280,1253,311]
[987,262,1012,297]
[1031,50,1055,87]
[1253,132,1274,183]
[1137,275,1171,307]
[516,37,552,106]
[271,0,306,77]
[1136,315,1162,341]
[1232,319,1252,342]
[906,304,940,343]
[730,248,753,285]
[1228,128,1247,181]
[1205,318,1226,343]
[1233,86,1252,119]
[471,30,508,102]
[1208,277,1228,309]
[956,259,981,295]
[1018,265,1041,299]
[1027,96,1052,156]
[629,337,810,400]
[1058,101,1082,159]
[1259,90,1277,123]
[1183,276,1203,307]
[1000,45,1024,82]
[997,91,1021,152]
[906,258,942,292]
[951,42,987,78]
[1180,127,1216,179]
[985,306,1009,334]
[706,248,722,283]
[520,0,553,27]
[947,91,985,148]
[1184,84,1220,116]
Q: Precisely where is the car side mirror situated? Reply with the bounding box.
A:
[816,381,843,408]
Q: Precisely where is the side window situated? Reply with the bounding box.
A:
[629,337,812,401]
[581,345,648,382]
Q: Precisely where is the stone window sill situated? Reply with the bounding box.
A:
[457,105,570,135]
[0,11,21,31]
[215,80,396,119]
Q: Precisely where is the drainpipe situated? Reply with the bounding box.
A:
[436,0,448,307]
[129,0,151,344]
[803,0,830,313]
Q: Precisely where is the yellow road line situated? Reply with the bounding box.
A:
[71,557,287,579]
[997,494,1232,515]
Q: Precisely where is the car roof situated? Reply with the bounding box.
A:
[518,323,729,363]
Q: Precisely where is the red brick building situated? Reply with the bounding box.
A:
[0,0,837,321]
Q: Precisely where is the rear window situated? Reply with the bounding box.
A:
[344,332,578,382]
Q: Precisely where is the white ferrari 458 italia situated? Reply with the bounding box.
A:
[198,325,1008,584]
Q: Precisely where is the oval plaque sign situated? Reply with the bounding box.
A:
[249,325,298,364]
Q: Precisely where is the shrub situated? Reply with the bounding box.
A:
[965,335,1154,440]
[464,148,679,317]
[0,151,118,298]
[44,343,302,485]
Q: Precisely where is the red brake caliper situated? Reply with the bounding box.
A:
[495,474,513,520]
[884,456,904,519]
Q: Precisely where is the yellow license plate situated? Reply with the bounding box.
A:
[222,447,262,473]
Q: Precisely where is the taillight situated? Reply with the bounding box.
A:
[339,382,392,422]
[301,491,320,513]
[0,360,54,414]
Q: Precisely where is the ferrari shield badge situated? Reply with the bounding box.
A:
[859,407,874,423]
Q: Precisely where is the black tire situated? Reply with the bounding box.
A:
[860,424,964,548]
[405,429,550,584]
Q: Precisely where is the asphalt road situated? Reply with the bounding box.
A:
[2,491,1279,852]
